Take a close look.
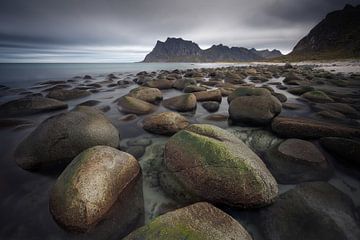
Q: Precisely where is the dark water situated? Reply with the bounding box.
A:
[0,63,359,240]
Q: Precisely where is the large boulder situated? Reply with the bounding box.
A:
[50,146,143,233]
[259,182,360,240]
[0,97,67,116]
[173,78,197,90]
[193,89,222,102]
[320,137,360,167]
[128,87,163,104]
[163,124,278,207]
[46,89,91,101]
[201,101,220,112]
[229,95,282,125]
[123,202,252,240]
[183,85,207,93]
[14,106,120,170]
[228,86,271,102]
[144,79,174,89]
[143,112,190,135]
[265,139,333,184]
[301,90,334,103]
[163,94,197,112]
[118,96,156,115]
[271,116,360,139]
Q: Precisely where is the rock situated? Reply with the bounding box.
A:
[259,182,360,240]
[228,86,271,102]
[282,102,304,110]
[316,110,346,120]
[83,75,92,79]
[272,92,287,103]
[143,112,190,135]
[283,72,306,85]
[120,114,137,121]
[128,87,163,104]
[0,118,33,129]
[118,96,155,115]
[271,116,360,139]
[144,79,174,89]
[46,89,91,101]
[173,78,197,90]
[229,95,282,125]
[14,106,120,170]
[193,89,222,102]
[163,124,278,207]
[183,85,207,93]
[301,90,334,103]
[313,103,359,117]
[163,94,197,112]
[78,100,100,107]
[287,86,314,95]
[265,139,333,184]
[50,146,143,233]
[0,97,68,116]
[201,101,220,112]
[125,146,146,159]
[123,202,252,240]
[205,113,229,121]
[320,137,360,167]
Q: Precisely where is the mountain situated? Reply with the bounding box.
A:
[287,4,360,60]
[143,38,283,62]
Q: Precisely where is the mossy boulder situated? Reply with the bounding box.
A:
[50,146,143,233]
[0,97,67,116]
[173,78,197,90]
[164,124,278,207]
[287,86,314,95]
[259,182,360,240]
[228,86,271,102]
[14,106,120,170]
[265,139,333,184]
[123,202,252,240]
[118,96,156,115]
[229,95,282,125]
[128,87,163,104]
[163,94,197,112]
[301,90,334,103]
[143,112,190,135]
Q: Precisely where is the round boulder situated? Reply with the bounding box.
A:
[163,93,197,112]
[164,124,278,207]
[50,146,141,232]
[128,87,163,104]
[14,106,120,170]
[227,86,271,103]
[46,89,91,101]
[118,96,156,115]
[143,112,190,135]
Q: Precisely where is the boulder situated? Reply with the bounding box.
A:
[0,97,67,116]
[201,101,220,112]
[50,146,143,233]
[183,85,207,93]
[123,202,252,240]
[228,86,271,103]
[271,116,360,139]
[163,94,197,112]
[46,89,91,101]
[265,139,333,184]
[259,182,360,240]
[193,89,222,102]
[287,86,314,95]
[320,137,360,167]
[163,124,278,207]
[128,87,163,104]
[301,90,334,103]
[144,79,174,89]
[143,112,190,135]
[229,95,282,125]
[14,106,120,170]
[118,96,156,115]
[173,78,197,90]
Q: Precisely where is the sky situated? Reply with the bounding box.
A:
[0,0,359,63]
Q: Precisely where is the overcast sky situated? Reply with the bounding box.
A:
[0,0,359,63]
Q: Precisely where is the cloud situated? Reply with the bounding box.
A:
[0,0,358,62]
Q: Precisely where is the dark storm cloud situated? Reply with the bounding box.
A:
[0,0,359,62]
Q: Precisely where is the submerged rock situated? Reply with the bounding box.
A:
[143,112,190,135]
[0,97,67,116]
[128,87,163,104]
[271,116,360,139]
[229,95,281,125]
[201,101,220,112]
[46,89,91,101]
[123,202,252,240]
[50,146,143,233]
[163,124,278,207]
[259,182,360,240]
[118,96,156,115]
[163,93,197,112]
[14,106,119,170]
[265,139,333,183]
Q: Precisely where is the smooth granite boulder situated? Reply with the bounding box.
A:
[162,94,197,112]
[118,96,156,115]
[128,87,163,104]
[143,112,190,135]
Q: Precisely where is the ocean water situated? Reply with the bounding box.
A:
[0,63,247,87]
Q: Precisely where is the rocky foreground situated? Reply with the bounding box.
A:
[0,63,360,239]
